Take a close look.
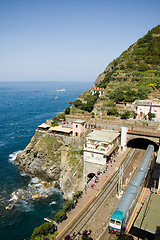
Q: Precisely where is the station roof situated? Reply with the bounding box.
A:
[49,125,72,133]
[87,130,120,143]
[134,193,160,234]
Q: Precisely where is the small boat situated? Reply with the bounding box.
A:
[56,88,66,92]
[55,97,58,99]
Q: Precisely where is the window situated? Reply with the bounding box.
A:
[82,123,84,126]
[91,153,94,158]
[76,132,78,136]
[116,221,121,226]
[110,219,115,224]
[76,125,78,128]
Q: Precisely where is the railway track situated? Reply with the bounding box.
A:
[56,148,141,240]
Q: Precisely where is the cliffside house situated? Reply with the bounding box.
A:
[84,129,120,174]
[37,123,50,131]
[72,120,87,137]
[49,125,73,136]
[91,87,104,97]
[136,100,160,120]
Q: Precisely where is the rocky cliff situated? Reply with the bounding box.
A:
[15,130,84,200]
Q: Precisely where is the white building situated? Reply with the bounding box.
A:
[83,130,120,184]
[136,100,160,120]
[91,87,104,97]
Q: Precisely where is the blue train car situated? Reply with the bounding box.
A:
[109,145,154,234]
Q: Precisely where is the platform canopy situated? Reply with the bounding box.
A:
[134,193,160,234]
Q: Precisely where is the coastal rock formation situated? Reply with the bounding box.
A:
[15,131,84,200]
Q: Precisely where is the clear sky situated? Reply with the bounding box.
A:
[0,0,160,82]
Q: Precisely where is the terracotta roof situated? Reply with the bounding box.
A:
[92,87,104,90]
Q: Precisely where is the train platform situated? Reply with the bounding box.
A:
[134,193,160,236]
[126,187,151,234]
[55,148,130,239]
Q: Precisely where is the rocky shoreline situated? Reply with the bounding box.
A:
[14,130,84,201]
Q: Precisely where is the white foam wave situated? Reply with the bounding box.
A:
[20,172,27,177]
[0,141,6,147]
[9,150,22,163]
[49,201,56,205]
[16,200,33,212]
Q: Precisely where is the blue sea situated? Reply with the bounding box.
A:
[0,81,92,240]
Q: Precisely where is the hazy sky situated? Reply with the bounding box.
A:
[1,0,160,82]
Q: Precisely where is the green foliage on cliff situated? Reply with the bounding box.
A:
[95,25,160,101]
[31,222,56,240]
[73,93,99,112]
[39,136,62,163]
[107,107,119,116]
[54,191,83,223]
[52,112,65,126]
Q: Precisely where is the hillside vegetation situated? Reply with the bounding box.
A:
[95,25,160,100]
[68,25,160,118]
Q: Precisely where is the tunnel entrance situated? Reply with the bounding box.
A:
[127,138,158,151]
[87,173,95,183]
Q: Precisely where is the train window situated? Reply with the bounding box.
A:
[116,220,121,226]
[110,219,115,224]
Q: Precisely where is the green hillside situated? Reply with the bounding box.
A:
[68,25,160,118]
[94,25,160,102]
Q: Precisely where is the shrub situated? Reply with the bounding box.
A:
[65,107,70,115]
[120,111,131,119]
[74,99,83,108]
[73,190,83,200]
[107,107,119,116]
[54,209,67,223]
[106,100,116,107]
[63,200,75,212]
[148,112,156,120]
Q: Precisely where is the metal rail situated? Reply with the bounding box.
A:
[57,148,139,240]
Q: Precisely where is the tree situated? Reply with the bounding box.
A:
[74,99,83,108]
[148,112,156,120]
[68,101,73,106]
[31,222,55,240]
[124,89,137,102]
[109,88,125,102]
[65,107,70,115]
[54,209,67,223]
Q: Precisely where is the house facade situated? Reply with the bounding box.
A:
[137,100,160,120]
[72,120,87,137]
[91,87,104,97]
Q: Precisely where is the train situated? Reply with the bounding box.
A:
[109,144,154,234]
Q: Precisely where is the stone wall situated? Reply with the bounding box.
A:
[36,130,84,148]
[66,115,160,134]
